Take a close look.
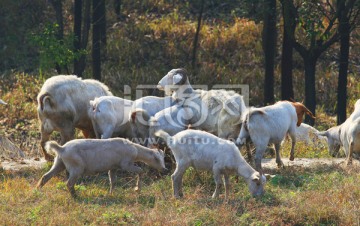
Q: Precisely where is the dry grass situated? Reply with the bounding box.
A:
[1,163,360,225]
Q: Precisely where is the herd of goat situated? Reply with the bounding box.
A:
[1,68,360,199]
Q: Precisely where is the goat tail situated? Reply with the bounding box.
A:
[316,131,328,137]
[304,106,316,119]
[154,130,174,147]
[44,141,64,157]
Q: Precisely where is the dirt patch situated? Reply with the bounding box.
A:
[261,157,355,169]
[1,135,358,171]
[1,157,47,171]
[1,156,357,172]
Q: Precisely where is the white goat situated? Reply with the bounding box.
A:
[217,93,246,139]
[89,96,134,139]
[132,96,175,117]
[317,99,360,164]
[155,129,266,199]
[129,96,176,144]
[37,138,166,197]
[148,104,190,145]
[37,75,112,161]
[157,68,244,136]
[293,123,327,145]
[0,99,7,105]
[236,101,297,174]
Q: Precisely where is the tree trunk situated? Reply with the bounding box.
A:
[99,0,106,47]
[92,0,103,80]
[114,0,122,20]
[75,0,91,77]
[73,0,82,76]
[337,0,351,125]
[191,0,204,69]
[262,0,277,105]
[49,0,64,74]
[280,0,295,101]
[303,58,317,125]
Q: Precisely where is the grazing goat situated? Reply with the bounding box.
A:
[155,129,266,199]
[236,101,298,174]
[293,123,326,145]
[37,138,166,197]
[89,96,134,139]
[37,75,112,161]
[157,68,244,136]
[0,99,7,105]
[317,100,360,165]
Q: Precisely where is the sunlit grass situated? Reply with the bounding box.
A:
[1,163,360,225]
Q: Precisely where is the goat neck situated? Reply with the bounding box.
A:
[172,81,194,102]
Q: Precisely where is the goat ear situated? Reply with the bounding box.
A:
[173,68,188,85]
[250,174,261,185]
[264,174,275,180]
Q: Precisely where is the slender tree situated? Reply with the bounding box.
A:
[191,0,205,70]
[48,0,64,74]
[262,0,277,105]
[280,0,295,101]
[74,0,82,76]
[282,0,341,125]
[336,0,359,124]
[114,0,122,20]
[92,0,106,81]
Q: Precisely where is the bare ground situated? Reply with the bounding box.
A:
[1,135,359,171]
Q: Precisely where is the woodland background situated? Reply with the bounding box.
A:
[1,0,359,125]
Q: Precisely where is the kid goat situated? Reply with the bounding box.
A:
[37,138,166,197]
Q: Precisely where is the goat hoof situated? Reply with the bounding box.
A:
[134,186,141,192]
[289,156,294,161]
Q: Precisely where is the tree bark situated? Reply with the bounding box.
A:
[303,58,317,125]
[99,0,106,47]
[262,0,277,105]
[280,0,295,101]
[337,0,351,125]
[49,0,64,74]
[114,0,122,20]
[92,0,103,80]
[74,0,82,76]
[77,0,91,77]
[191,0,204,70]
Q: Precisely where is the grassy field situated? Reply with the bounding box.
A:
[1,158,360,225]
